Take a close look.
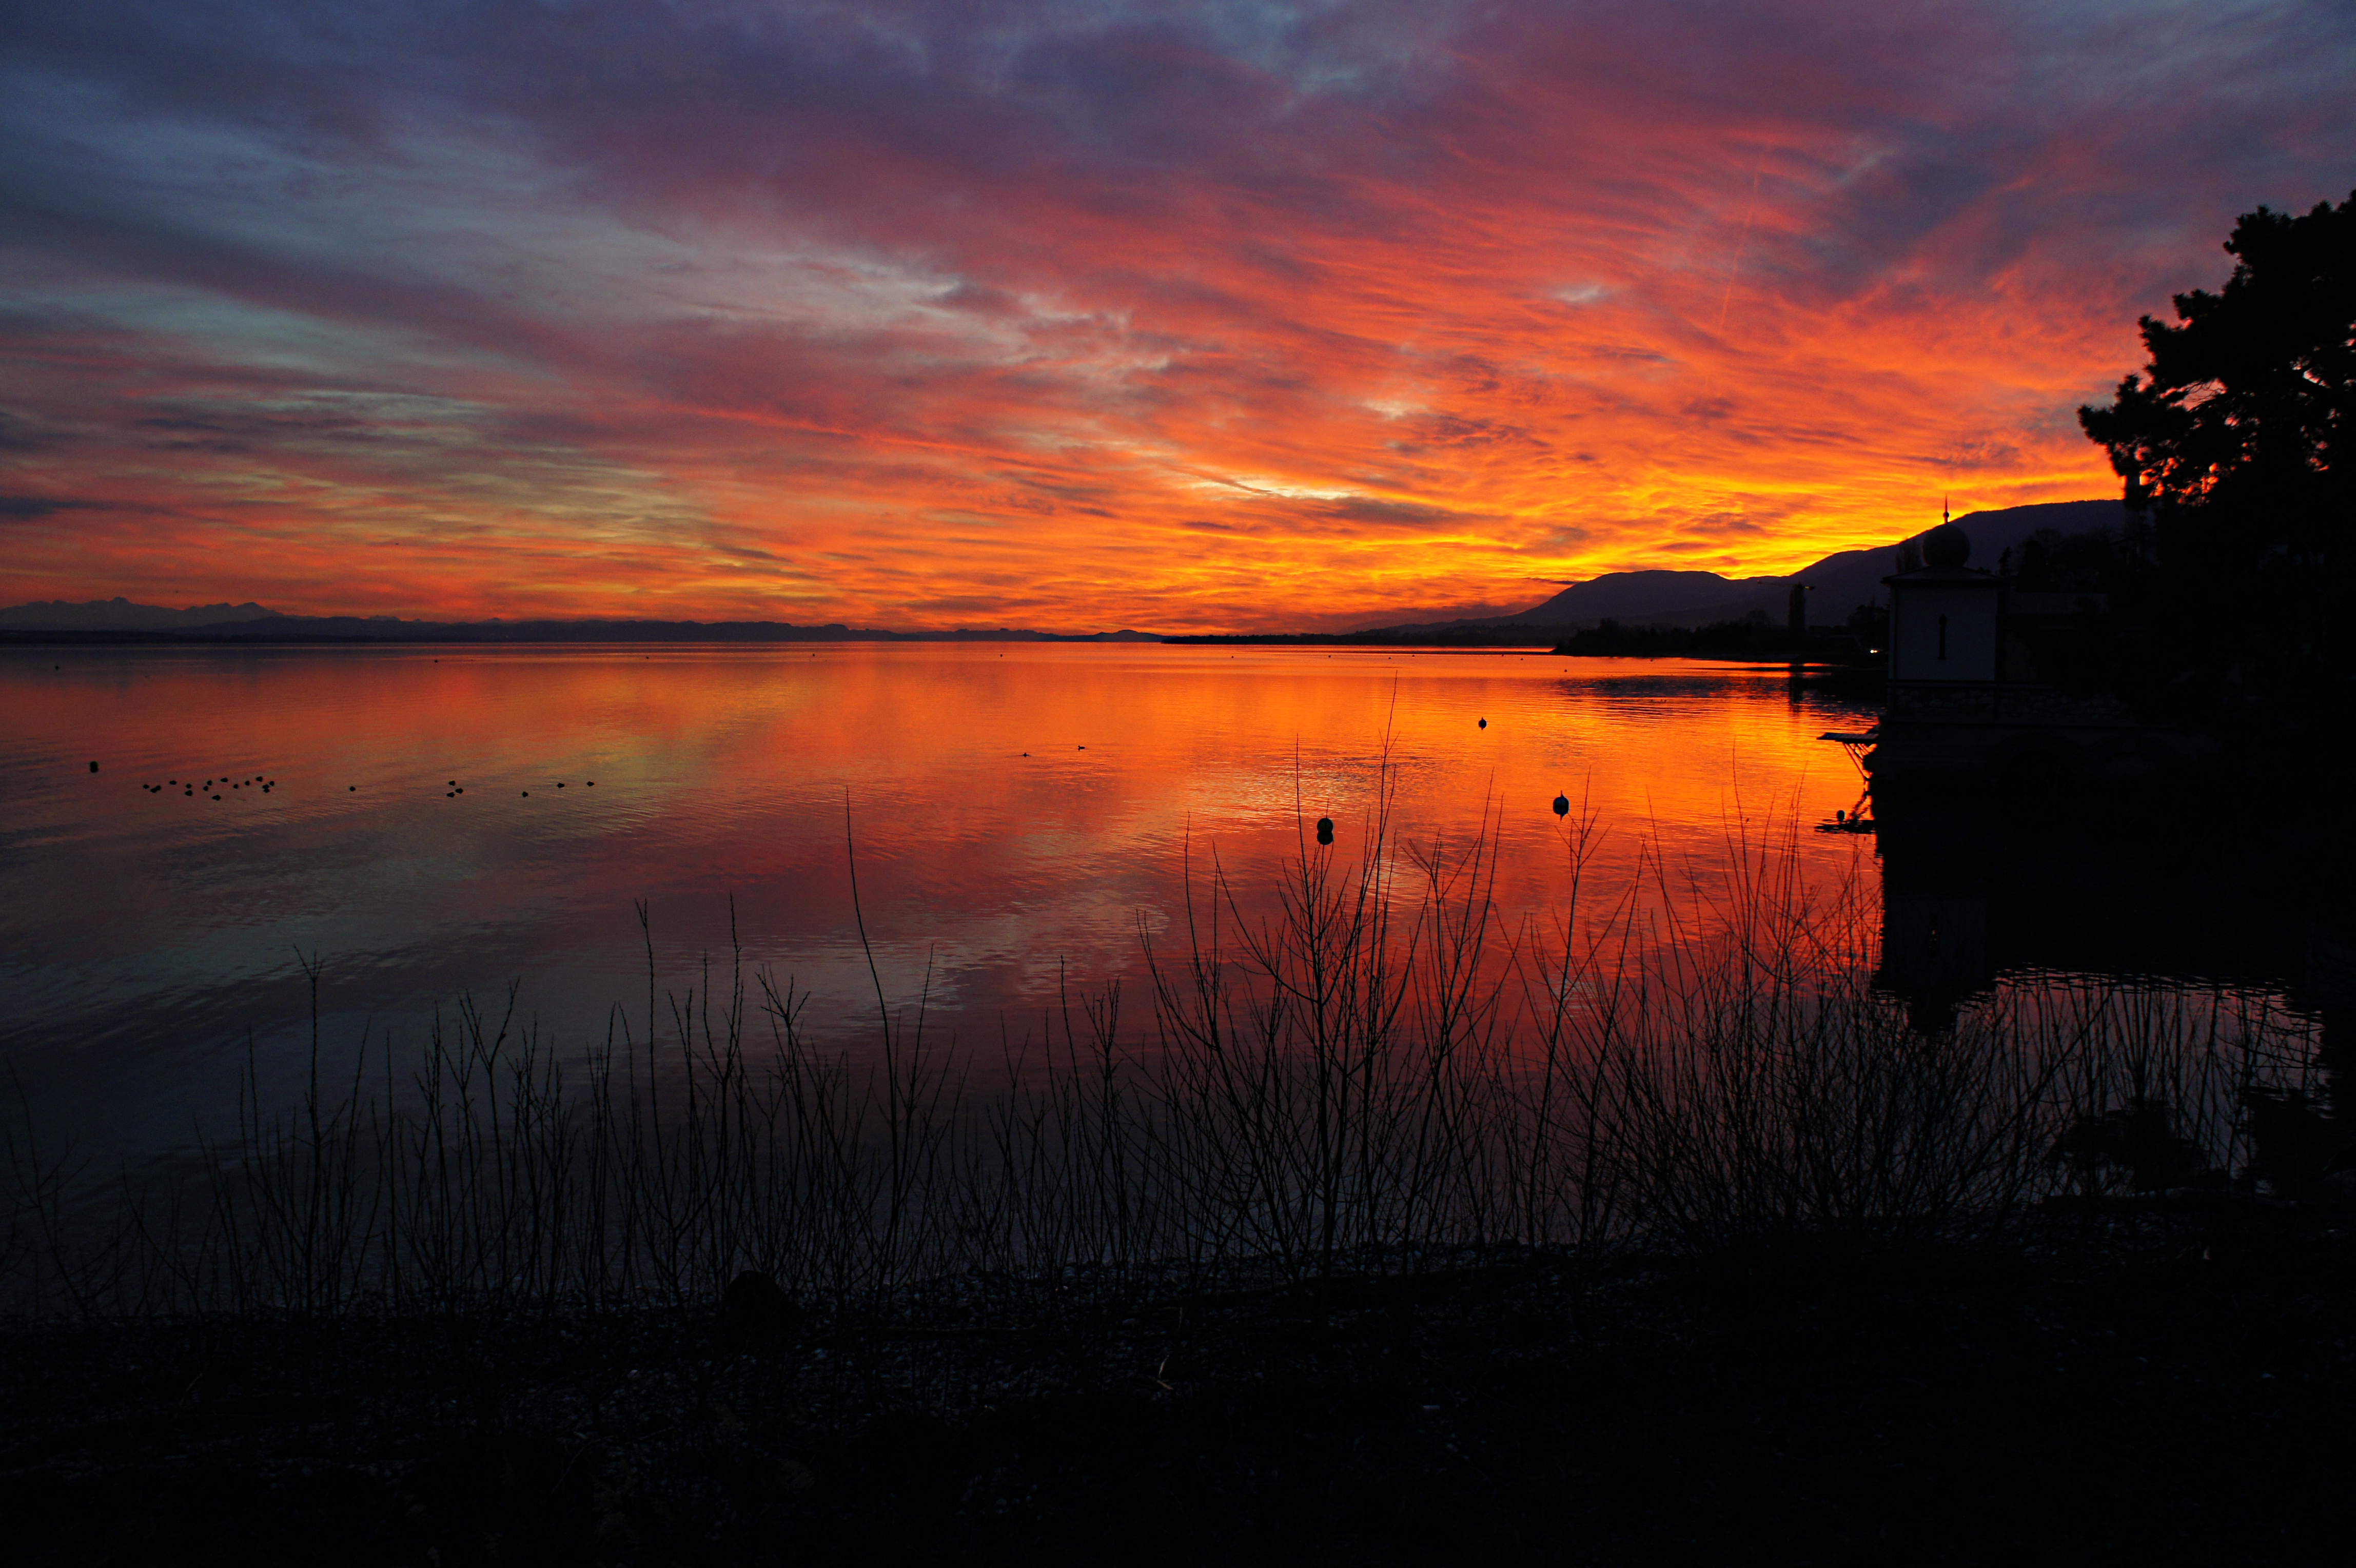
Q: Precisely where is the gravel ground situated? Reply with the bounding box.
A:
[3,1210,2350,1565]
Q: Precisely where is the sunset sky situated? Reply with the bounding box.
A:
[5,2,2353,632]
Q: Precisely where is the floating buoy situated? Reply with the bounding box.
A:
[1316,817,1335,846]
[1553,794,1569,818]
[556,781,564,788]
[585,781,593,787]
[349,785,356,791]
[89,760,98,773]
[522,790,529,796]
[1478,718,1487,729]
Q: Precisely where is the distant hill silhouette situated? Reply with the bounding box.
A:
[9,500,2130,642]
[0,597,283,631]
[1367,500,2131,634]
[1494,569,1791,626]
[0,602,1161,643]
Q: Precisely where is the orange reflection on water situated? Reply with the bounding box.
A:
[5,643,1880,1153]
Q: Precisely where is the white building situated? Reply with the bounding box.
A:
[1870,522,2160,796]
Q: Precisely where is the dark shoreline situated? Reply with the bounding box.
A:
[5,1218,2346,1565]
[2,624,1164,647]
[1165,630,1563,648]
[11,627,1876,667]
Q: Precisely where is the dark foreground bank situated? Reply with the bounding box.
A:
[4,1212,2347,1567]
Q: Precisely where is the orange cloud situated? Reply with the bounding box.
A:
[4,2,2351,629]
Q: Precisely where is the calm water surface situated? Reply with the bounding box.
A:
[7,643,1881,1159]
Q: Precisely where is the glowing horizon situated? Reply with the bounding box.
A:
[5,3,2353,632]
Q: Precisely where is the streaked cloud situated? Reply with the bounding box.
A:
[3,1,2351,629]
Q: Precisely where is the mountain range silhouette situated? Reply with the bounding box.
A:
[2,500,2127,638]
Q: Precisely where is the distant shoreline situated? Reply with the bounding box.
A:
[1166,630,1561,648]
[6,627,1880,668]
[1,623,1165,646]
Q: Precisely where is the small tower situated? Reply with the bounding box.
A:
[1885,522,1999,682]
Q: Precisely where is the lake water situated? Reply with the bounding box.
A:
[6,643,1890,1159]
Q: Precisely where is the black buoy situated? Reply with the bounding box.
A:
[1553,794,1569,818]
[585,781,593,787]
[89,760,98,773]
[522,790,529,796]
[348,785,356,791]
[1316,817,1335,846]
[557,781,564,787]
[1478,718,1487,729]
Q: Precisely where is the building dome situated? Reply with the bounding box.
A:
[1921,523,1971,569]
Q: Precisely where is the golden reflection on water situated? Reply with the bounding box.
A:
[4,644,1880,1149]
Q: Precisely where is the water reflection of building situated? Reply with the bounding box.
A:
[1874,794,2313,1003]
[1871,788,2351,1131]
[1871,792,1988,1032]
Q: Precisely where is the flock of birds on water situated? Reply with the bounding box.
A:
[85,717,1581,828]
[98,758,597,801]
